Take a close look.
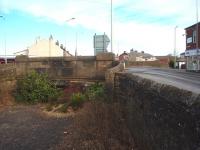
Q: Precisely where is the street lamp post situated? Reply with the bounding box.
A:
[65,17,78,77]
[66,18,77,57]
[111,0,113,53]
[196,0,199,70]
[75,32,77,57]
[174,26,178,68]
[0,15,7,64]
[196,0,199,51]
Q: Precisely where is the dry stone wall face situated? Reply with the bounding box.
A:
[0,80,16,105]
[0,64,16,105]
[114,73,200,150]
[105,62,124,87]
[0,64,16,80]
[15,54,115,80]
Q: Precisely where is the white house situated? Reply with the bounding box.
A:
[14,35,72,57]
[128,50,157,62]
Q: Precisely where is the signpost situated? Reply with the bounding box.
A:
[93,33,110,55]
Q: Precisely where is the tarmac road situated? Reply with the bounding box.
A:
[126,67,200,94]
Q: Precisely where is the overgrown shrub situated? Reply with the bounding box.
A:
[70,93,86,109]
[86,83,105,101]
[15,71,60,104]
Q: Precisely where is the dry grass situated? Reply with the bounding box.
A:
[65,101,137,150]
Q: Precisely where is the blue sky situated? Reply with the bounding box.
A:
[0,0,198,56]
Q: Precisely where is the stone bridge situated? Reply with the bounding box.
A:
[14,53,116,82]
[0,53,116,94]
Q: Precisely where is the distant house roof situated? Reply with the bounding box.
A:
[119,51,128,57]
[185,22,200,30]
[14,36,73,57]
[13,49,28,55]
[129,51,153,59]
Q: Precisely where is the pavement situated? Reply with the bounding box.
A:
[126,67,200,94]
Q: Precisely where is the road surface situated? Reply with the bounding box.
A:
[126,67,200,94]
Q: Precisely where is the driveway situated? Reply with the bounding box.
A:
[0,105,71,150]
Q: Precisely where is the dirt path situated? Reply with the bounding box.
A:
[0,105,71,150]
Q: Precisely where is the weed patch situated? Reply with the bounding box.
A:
[70,93,86,109]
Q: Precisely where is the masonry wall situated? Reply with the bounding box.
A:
[0,64,16,105]
[15,53,115,80]
[126,60,169,68]
[105,62,124,88]
[0,63,16,80]
[114,73,200,150]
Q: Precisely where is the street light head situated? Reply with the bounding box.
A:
[66,17,76,22]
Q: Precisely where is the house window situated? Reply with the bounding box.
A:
[193,30,196,43]
[187,37,192,44]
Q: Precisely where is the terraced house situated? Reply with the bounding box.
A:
[185,22,200,71]
[14,35,72,57]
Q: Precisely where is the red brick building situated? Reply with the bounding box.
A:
[119,51,128,62]
[185,22,200,71]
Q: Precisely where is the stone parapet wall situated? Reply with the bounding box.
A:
[15,53,115,80]
[0,64,16,81]
[0,64,16,105]
[114,72,200,150]
[0,80,16,105]
[126,60,169,68]
[96,52,115,61]
[105,62,124,88]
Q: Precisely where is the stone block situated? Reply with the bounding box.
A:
[96,52,115,61]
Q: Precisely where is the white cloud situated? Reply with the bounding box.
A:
[0,0,198,55]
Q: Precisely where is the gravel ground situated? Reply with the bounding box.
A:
[0,105,71,150]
